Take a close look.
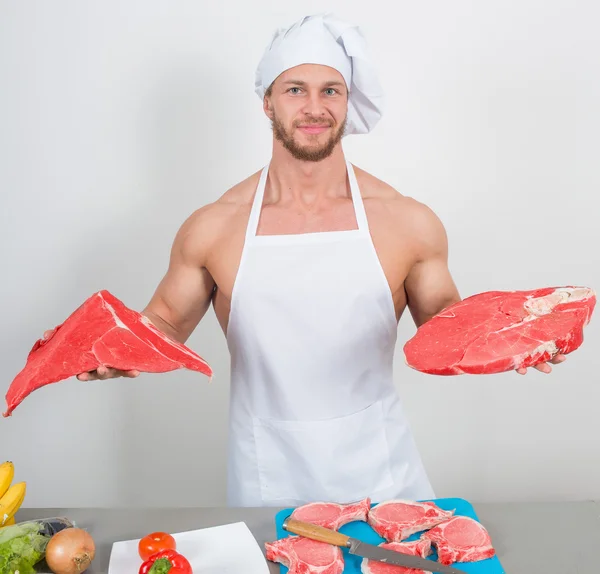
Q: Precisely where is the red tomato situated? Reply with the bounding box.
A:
[138,532,177,561]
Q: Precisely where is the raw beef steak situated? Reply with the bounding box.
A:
[403,286,596,375]
[361,540,433,574]
[367,500,454,542]
[3,290,213,417]
[290,497,371,530]
[422,516,495,565]
[265,536,344,574]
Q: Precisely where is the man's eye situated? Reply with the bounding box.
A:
[325,88,337,95]
[289,87,301,94]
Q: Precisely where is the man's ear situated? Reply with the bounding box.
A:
[263,96,274,120]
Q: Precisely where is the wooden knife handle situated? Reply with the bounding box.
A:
[282,517,351,547]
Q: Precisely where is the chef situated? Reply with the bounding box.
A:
[67,13,566,506]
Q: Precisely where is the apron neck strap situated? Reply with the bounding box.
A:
[346,160,369,232]
[246,162,270,240]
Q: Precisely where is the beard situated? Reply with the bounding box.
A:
[271,113,346,162]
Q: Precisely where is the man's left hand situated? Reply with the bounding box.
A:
[516,354,567,375]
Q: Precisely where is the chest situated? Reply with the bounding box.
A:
[207,202,414,327]
[255,198,359,235]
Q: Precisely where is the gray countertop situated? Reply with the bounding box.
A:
[16,501,600,573]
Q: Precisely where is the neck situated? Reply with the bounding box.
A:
[267,143,349,205]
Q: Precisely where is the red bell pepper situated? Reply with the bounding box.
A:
[139,549,193,574]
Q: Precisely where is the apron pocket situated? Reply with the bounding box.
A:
[253,400,394,505]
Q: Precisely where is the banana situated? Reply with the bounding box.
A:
[0,461,14,499]
[0,481,26,526]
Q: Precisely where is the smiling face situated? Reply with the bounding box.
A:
[264,64,349,162]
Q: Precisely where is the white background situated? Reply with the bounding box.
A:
[1,1,598,508]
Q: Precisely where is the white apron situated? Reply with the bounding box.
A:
[225,159,434,507]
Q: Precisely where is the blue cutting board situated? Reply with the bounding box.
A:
[273,497,505,573]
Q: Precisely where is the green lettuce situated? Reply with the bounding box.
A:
[0,521,50,574]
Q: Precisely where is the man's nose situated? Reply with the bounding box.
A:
[301,90,327,117]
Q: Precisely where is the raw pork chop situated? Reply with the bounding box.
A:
[3,290,212,416]
[265,536,344,574]
[367,500,454,542]
[290,497,371,530]
[422,516,495,565]
[361,540,433,574]
[403,286,596,375]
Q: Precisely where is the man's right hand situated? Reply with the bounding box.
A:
[76,366,140,381]
[42,330,140,381]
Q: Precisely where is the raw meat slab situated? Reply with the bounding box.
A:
[422,516,495,565]
[266,536,344,574]
[367,500,454,542]
[3,290,213,416]
[273,498,505,574]
[290,498,371,530]
[403,286,596,375]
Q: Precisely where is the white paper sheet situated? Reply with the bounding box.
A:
[108,521,271,574]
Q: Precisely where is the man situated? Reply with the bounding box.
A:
[67,14,565,506]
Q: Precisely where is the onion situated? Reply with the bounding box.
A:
[45,527,96,574]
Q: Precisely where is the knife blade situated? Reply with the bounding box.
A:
[347,538,465,573]
[282,516,466,574]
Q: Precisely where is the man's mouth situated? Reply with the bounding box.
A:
[297,125,330,134]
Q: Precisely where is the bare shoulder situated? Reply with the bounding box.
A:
[172,170,262,262]
[352,164,448,255]
[352,164,402,202]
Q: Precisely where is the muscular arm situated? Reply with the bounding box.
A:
[404,203,461,327]
[402,200,564,375]
[142,208,216,344]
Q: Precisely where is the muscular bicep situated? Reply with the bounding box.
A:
[404,204,461,327]
[142,215,216,343]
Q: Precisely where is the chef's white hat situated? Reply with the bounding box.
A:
[255,13,384,135]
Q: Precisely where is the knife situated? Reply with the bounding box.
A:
[282,516,466,574]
